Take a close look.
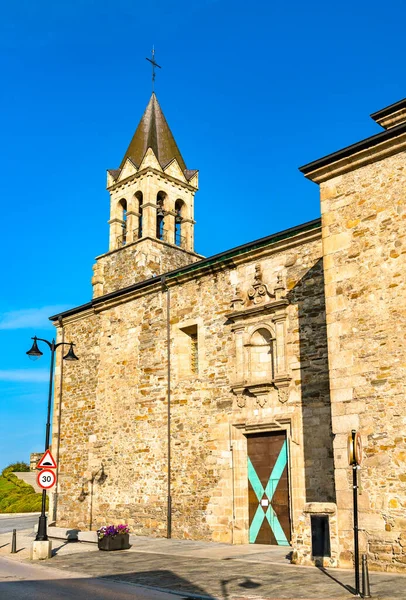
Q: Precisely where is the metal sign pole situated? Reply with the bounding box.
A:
[348,429,363,597]
[353,462,360,596]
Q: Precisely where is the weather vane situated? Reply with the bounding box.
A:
[146,46,161,93]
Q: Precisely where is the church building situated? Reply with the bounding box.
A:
[49,94,406,572]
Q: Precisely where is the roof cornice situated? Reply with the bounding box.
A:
[370,98,406,127]
[50,219,321,323]
[299,122,406,183]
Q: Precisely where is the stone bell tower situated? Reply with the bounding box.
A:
[92,93,201,297]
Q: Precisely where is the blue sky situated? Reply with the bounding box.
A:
[0,0,405,470]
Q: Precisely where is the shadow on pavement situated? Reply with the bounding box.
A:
[317,566,356,595]
[0,572,216,600]
[21,549,402,599]
[220,576,262,600]
[101,570,217,598]
[52,540,72,556]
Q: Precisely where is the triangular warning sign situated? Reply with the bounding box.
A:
[37,450,57,469]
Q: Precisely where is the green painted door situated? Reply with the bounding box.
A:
[247,431,291,545]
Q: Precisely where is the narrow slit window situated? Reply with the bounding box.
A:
[135,191,143,239]
[190,332,198,374]
[118,199,127,247]
[175,199,184,247]
[156,191,166,240]
[178,324,199,377]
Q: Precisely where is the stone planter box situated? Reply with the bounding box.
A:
[98,533,130,551]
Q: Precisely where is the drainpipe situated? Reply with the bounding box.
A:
[52,316,65,523]
[229,423,235,544]
[162,276,172,538]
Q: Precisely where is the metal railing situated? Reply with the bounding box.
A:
[116,232,127,247]
[116,228,142,248]
[175,231,187,249]
[160,229,187,249]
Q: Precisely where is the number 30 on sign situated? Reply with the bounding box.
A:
[37,469,57,490]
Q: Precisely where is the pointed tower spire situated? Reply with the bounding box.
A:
[103,92,199,286]
[119,93,187,172]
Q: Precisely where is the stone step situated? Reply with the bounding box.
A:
[48,526,79,540]
[78,531,98,543]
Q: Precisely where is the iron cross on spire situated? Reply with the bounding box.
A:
[146,46,161,93]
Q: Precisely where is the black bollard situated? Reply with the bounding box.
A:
[361,553,371,598]
[11,529,17,554]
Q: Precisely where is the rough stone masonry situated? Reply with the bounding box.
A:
[49,95,406,572]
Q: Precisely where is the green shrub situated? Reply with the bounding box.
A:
[9,493,47,513]
[2,462,30,474]
[2,468,16,481]
[0,493,23,511]
[0,477,15,497]
[0,474,41,513]
[2,471,35,494]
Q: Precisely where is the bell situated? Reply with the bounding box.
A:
[63,343,79,361]
[175,214,183,224]
[157,207,165,217]
[26,337,43,361]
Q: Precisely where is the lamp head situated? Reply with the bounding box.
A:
[63,343,79,361]
[26,337,43,361]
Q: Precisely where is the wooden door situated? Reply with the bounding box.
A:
[247,431,291,545]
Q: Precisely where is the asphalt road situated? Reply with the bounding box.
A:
[0,557,179,600]
[0,514,39,534]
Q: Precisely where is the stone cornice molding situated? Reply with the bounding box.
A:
[107,218,124,225]
[53,308,96,327]
[107,166,198,192]
[227,299,289,324]
[233,414,295,434]
[233,382,274,397]
[95,236,203,261]
[300,126,406,184]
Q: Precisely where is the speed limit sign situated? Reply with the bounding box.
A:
[37,469,57,490]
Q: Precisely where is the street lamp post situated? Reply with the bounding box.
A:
[26,336,78,542]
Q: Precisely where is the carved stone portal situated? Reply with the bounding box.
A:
[228,268,291,406]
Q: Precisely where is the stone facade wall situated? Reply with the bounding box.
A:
[92,238,201,297]
[52,231,336,545]
[320,150,406,571]
[51,313,101,528]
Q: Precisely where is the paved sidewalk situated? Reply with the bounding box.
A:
[0,556,180,600]
[0,513,41,519]
[1,528,406,599]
